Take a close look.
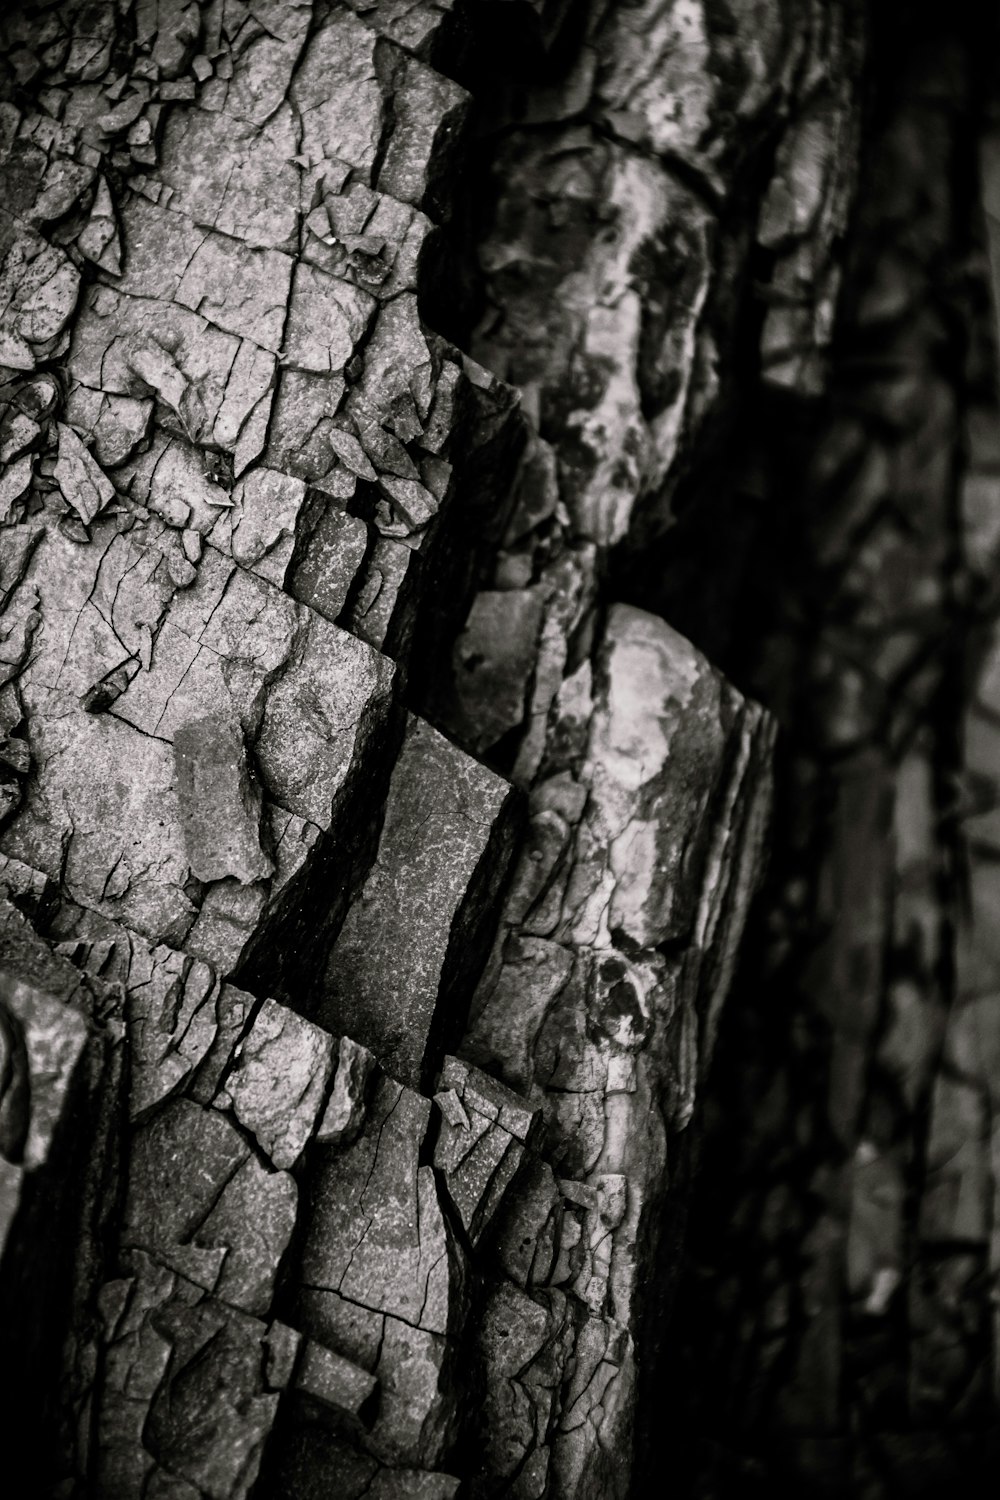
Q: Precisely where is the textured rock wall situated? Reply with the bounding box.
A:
[9,1,995,1498]
[654,5,1000,1495]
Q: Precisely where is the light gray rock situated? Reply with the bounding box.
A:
[215,996,336,1171]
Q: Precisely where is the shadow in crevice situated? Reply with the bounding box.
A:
[643,2,998,1494]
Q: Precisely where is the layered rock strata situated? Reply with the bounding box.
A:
[0,0,895,1495]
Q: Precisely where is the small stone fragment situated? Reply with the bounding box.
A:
[0,455,34,523]
[54,422,114,524]
[173,711,274,887]
[433,1088,469,1131]
[379,474,437,531]
[81,658,141,714]
[295,1338,378,1428]
[264,1321,302,1390]
[0,968,87,1171]
[327,425,378,480]
[315,1034,375,1147]
[77,176,122,274]
[125,946,220,1118]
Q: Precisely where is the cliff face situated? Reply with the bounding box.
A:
[651,6,1000,1493]
[0,2,996,1497]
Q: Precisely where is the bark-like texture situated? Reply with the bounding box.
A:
[0,1,996,1497]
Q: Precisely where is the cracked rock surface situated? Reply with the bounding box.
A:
[13,0,985,1497]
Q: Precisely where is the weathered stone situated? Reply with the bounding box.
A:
[215,996,336,1171]
[97,1259,284,1500]
[0,895,122,1494]
[434,1055,538,1248]
[294,1337,378,1428]
[0,2,894,1495]
[174,711,274,887]
[290,9,383,183]
[0,225,80,371]
[475,1279,574,1493]
[344,0,456,56]
[125,944,222,1118]
[53,421,114,524]
[321,714,519,1087]
[558,605,755,950]
[263,1320,303,1391]
[121,1097,296,1310]
[377,54,467,216]
[77,174,121,273]
[0,965,87,1173]
[286,500,369,623]
[296,1070,464,1467]
[460,601,773,1493]
[316,1034,375,1147]
[209,468,308,586]
[300,1075,452,1333]
[0,507,399,974]
[205,1152,299,1317]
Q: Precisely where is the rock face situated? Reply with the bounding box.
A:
[319,712,521,1090]
[461,605,774,1499]
[644,6,1000,1496]
[6,0,994,1497]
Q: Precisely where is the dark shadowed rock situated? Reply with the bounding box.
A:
[321,714,520,1088]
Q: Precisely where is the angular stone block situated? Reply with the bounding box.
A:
[214,997,336,1171]
[121,1097,296,1314]
[433,1055,538,1248]
[174,710,274,887]
[321,714,520,1087]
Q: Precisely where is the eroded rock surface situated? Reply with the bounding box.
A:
[320,712,521,1089]
[0,1,888,1496]
[461,607,774,1498]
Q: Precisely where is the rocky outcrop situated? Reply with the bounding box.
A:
[462,606,773,1499]
[12,1,997,1498]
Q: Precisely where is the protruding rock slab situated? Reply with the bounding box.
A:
[462,604,775,1498]
[295,1068,466,1470]
[321,713,520,1087]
